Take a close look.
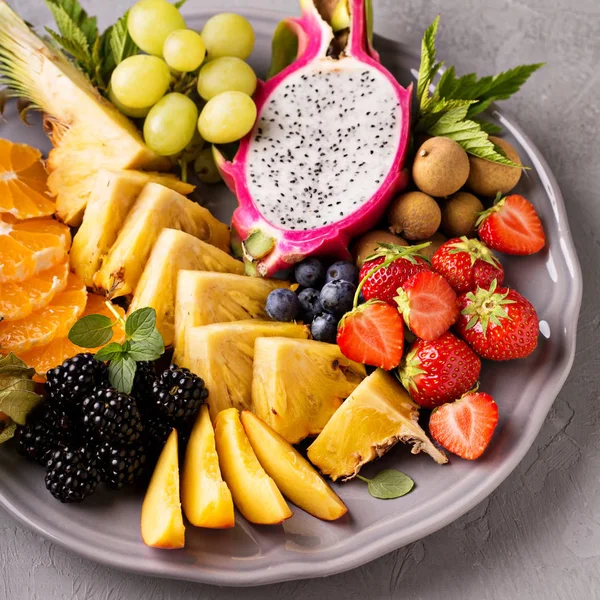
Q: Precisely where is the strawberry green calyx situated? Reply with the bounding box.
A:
[393,287,412,329]
[338,299,387,330]
[397,346,426,394]
[475,192,505,228]
[447,236,501,268]
[461,279,516,335]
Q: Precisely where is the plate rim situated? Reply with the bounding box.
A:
[0,7,583,587]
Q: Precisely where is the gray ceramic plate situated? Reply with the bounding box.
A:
[0,7,582,588]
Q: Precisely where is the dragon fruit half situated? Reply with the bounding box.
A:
[215,0,412,276]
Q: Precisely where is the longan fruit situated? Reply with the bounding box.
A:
[415,231,448,260]
[352,230,407,267]
[412,137,470,197]
[467,136,522,197]
[441,192,484,238]
[387,191,441,241]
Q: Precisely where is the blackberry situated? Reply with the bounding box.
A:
[15,420,57,465]
[152,365,208,424]
[45,353,108,407]
[143,413,174,450]
[44,446,100,503]
[132,361,158,407]
[97,442,147,489]
[82,387,144,445]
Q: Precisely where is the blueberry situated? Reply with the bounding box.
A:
[320,279,356,315]
[297,288,323,322]
[311,313,338,344]
[294,258,325,288]
[326,261,359,285]
[265,289,300,322]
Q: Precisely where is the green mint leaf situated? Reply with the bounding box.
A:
[44,28,92,65]
[108,355,136,394]
[94,342,125,362]
[108,12,138,68]
[125,307,157,342]
[0,354,42,425]
[45,0,98,47]
[0,421,17,444]
[475,119,503,136]
[417,16,442,111]
[68,314,114,348]
[127,329,165,362]
[174,0,188,7]
[45,2,92,64]
[358,470,415,500]
[418,98,476,130]
[428,116,523,167]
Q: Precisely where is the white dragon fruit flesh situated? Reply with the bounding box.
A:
[215,0,412,276]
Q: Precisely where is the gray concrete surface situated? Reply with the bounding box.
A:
[1,0,599,598]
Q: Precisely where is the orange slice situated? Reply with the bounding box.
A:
[0,215,71,283]
[0,273,86,354]
[0,261,70,322]
[16,294,126,378]
[0,139,55,220]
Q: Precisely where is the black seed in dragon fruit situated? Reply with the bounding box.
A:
[215,0,412,277]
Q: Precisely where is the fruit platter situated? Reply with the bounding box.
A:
[0,0,582,586]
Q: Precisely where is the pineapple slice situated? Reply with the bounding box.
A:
[183,321,309,420]
[308,369,448,481]
[173,271,288,365]
[0,4,170,226]
[128,229,244,347]
[71,170,195,287]
[94,183,230,298]
[252,338,366,444]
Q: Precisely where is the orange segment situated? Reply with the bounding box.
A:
[0,273,86,353]
[15,295,126,378]
[0,261,70,322]
[0,139,55,219]
[0,215,71,283]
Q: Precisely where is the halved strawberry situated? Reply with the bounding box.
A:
[429,391,499,460]
[395,271,459,340]
[477,194,545,255]
[432,237,504,294]
[337,301,404,370]
[399,332,481,409]
[359,243,430,305]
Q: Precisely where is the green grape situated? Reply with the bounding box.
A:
[200,13,255,60]
[196,57,257,101]
[128,0,186,56]
[163,29,206,72]
[110,55,171,109]
[194,148,222,183]
[143,93,199,156]
[108,85,151,118]
[197,91,256,144]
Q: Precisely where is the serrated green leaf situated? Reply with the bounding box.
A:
[108,355,136,394]
[174,0,188,7]
[357,470,415,499]
[46,0,98,47]
[475,119,503,136]
[44,28,91,65]
[125,308,157,342]
[0,355,41,425]
[108,12,138,68]
[0,354,29,370]
[68,314,114,348]
[0,421,17,444]
[94,342,125,362]
[417,16,442,111]
[418,98,476,130]
[45,2,92,64]
[127,330,164,361]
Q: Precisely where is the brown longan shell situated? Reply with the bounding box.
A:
[352,230,407,267]
[387,191,441,241]
[441,192,484,238]
[412,137,470,197]
[416,231,448,260]
[466,136,522,197]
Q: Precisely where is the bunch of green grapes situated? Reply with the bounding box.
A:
[109,0,258,181]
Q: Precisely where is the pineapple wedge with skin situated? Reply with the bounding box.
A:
[0,3,170,227]
[308,369,448,481]
[71,170,195,287]
[128,229,244,347]
[252,338,366,445]
[94,183,230,298]
[183,321,309,420]
[173,271,288,365]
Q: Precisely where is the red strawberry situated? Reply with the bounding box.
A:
[429,391,499,460]
[337,301,404,369]
[399,332,481,409]
[359,243,430,304]
[477,194,545,255]
[432,237,504,294]
[455,279,539,360]
[395,271,459,340]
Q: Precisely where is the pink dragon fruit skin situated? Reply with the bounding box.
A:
[215,0,412,276]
